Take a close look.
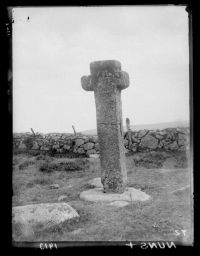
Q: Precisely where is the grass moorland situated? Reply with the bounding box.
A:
[12,150,193,243]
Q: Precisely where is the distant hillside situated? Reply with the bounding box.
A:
[81,120,189,135]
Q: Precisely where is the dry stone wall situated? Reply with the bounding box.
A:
[124,127,189,152]
[13,133,99,156]
[13,127,189,155]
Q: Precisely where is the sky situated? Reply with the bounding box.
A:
[12,6,189,133]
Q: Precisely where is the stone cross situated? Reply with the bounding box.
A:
[81,60,129,193]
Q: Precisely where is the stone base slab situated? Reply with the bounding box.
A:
[80,187,151,205]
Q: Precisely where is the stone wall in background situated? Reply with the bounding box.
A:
[124,127,189,152]
[13,127,189,155]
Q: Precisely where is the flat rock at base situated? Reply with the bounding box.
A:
[109,201,129,207]
[80,187,150,204]
[88,177,102,188]
[12,203,79,230]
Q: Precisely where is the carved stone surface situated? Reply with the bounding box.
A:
[81,60,129,193]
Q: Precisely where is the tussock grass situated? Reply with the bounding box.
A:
[32,176,53,186]
[13,156,20,166]
[38,159,90,173]
[18,160,35,170]
[126,150,189,169]
[36,154,53,162]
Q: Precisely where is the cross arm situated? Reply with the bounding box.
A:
[81,75,94,91]
[116,71,130,90]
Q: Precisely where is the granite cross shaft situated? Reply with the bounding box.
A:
[81,60,130,193]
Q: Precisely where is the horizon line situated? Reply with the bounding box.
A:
[13,120,190,134]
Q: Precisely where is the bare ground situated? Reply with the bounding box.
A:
[12,150,193,243]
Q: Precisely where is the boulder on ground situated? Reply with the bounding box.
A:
[12,203,79,239]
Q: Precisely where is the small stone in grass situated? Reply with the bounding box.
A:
[50,184,59,189]
[89,154,99,158]
[109,201,129,207]
[58,195,67,201]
